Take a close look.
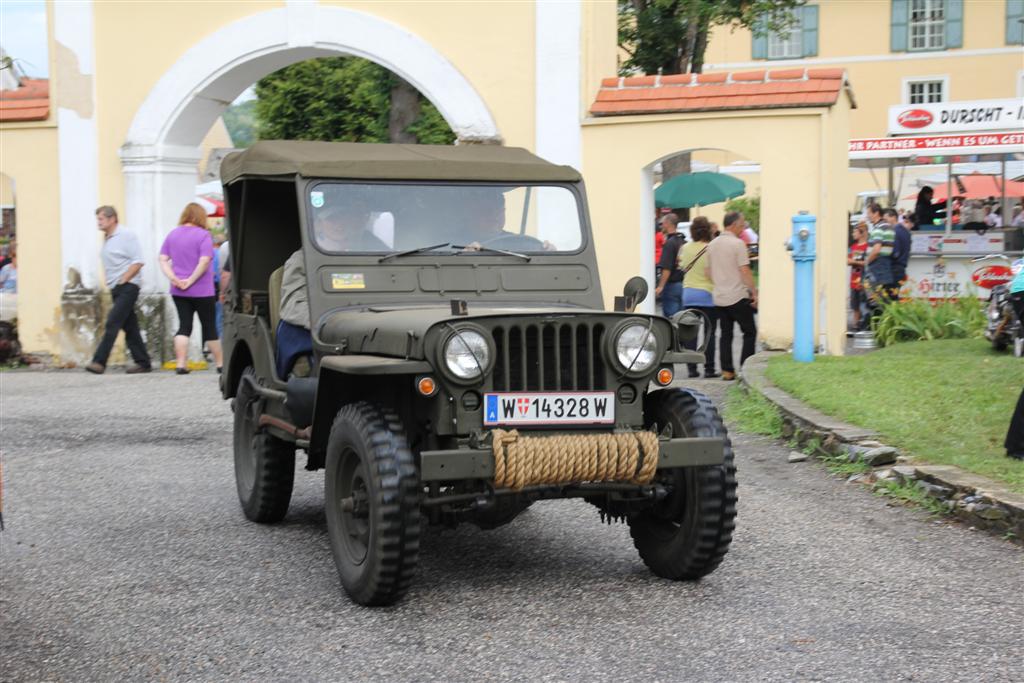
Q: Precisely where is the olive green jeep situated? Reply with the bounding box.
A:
[220,141,737,606]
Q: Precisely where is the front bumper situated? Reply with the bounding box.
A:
[419,435,725,482]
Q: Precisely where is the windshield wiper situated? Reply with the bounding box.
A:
[378,242,453,263]
[452,245,531,261]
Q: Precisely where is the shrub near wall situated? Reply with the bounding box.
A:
[872,295,986,347]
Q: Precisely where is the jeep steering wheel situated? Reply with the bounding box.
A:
[477,231,546,251]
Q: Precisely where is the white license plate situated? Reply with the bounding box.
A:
[483,392,615,426]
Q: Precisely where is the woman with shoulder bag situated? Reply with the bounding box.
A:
[678,216,718,378]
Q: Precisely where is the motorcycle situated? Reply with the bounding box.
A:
[972,254,1024,357]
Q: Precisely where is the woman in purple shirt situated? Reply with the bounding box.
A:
[159,203,222,374]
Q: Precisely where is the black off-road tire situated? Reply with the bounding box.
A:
[325,402,421,606]
[233,368,295,523]
[628,388,738,580]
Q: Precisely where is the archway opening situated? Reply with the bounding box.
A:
[114,4,499,364]
[641,147,764,375]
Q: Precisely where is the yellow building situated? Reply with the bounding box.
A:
[704,0,1024,202]
[0,0,892,361]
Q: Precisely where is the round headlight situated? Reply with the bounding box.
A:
[444,330,490,380]
[615,324,658,373]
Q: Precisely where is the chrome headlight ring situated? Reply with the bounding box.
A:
[610,319,660,377]
[439,324,492,383]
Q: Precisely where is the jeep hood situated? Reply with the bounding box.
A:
[316,305,658,358]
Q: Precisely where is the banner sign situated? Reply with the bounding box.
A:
[849,131,1024,159]
[888,99,1024,135]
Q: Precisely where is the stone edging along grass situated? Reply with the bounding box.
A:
[739,351,1024,544]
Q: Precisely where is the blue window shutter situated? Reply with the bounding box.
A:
[945,0,963,49]
[1007,0,1024,45]
[752,18,767,59]
[891,0,909,52]
[801,5,819,57]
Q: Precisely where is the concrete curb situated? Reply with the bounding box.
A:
[740,351,1024,543]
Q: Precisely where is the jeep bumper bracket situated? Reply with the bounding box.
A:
[419,436,724,482]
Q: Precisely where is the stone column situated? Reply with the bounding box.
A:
[120,143,203,364]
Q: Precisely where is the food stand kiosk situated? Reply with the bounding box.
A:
[849,98,1024,300]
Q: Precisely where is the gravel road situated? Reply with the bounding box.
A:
[1,370,1021,682]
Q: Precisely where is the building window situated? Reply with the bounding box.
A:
[906,79,945,104]
[752,5,818,60]
[767,12,802,59]
[909,0,946,51]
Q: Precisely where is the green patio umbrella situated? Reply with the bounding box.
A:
[655,171,745,209]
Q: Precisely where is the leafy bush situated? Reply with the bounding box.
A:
[724,194,760,231]
[871,295,986,346]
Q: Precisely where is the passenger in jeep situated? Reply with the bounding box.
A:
[276,205,382,377]
[313,204,385,252]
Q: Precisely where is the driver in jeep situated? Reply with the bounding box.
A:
[461,189,553,252]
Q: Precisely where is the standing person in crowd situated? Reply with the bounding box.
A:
[219,242,232,304]
[678,216,718,378]
[0,243,16,292]
[0,240,14,269]
[654,212,685,319]
[864,203,897,313]
[212,234,225,339]
[707,211,757,381]
[983,203,1000,229]
[848,222,869,331]
[913,186,946,228]
[159,202,222,374]
[887,208,910,289]
[86,206,152,375]
[1006,261,1024,461]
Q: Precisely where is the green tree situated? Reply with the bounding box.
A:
[725,194,760,231]
[254,57,454,144]
[618,0,802,75]
[222,99,257,148]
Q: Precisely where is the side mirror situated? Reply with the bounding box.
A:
[615,276,649,313]
[671,309,709,352]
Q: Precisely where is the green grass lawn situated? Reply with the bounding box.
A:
[766,339,1024,493]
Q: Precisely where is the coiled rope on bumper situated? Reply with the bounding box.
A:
[490,429,660,491]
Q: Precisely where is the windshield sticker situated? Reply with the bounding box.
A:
[331,273,365,290]
[310,191,325,208]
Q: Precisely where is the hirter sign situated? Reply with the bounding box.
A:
[896,109,933,129]
[888,98,1024,135]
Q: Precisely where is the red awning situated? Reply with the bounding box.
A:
[195,194,224,218]
[903,172,1024,201]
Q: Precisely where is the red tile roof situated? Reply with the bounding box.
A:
[590,68,852,117]
[0,78,50,122]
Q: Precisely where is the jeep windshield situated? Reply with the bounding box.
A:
[307,183,584,254]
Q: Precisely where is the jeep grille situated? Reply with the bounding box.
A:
[491,322,607,391]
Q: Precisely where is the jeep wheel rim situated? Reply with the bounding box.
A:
[337,447,370,565]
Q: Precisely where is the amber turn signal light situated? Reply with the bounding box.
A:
[656,367,673,386]
[417,376,437,396]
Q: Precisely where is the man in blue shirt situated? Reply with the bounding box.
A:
[86,206,153,375]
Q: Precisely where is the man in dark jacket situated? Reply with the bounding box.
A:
[913,186,946,228]
[886,208,911,285]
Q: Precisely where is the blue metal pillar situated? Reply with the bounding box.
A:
[787,212,816,363]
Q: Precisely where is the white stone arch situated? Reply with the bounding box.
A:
[121,1,500,293]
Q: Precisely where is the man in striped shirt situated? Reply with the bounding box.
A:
[865,203,898,303]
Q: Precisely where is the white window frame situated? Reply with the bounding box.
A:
[766,11,802,59]
[901,75,949,104]
[908,0,946,51]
